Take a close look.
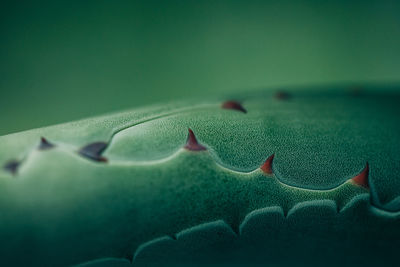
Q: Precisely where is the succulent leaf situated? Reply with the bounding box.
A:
[0,86,400,266]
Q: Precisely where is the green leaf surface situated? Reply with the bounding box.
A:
[0,86,399,266]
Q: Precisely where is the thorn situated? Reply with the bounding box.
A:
[350,163,369,189]
[78,142,108,162]
[184,129,206,151]
[275,91,291,100]
[38,137,55,150]
[221,100,247,113]
[4,160,20,175]
[97,156,108,163]
[260,154,274,174]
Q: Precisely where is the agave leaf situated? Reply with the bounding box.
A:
[0,87,399,266]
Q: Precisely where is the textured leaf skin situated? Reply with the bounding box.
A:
[0,87,400,266]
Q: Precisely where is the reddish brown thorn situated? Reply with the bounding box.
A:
[275,91,291,100]
[260,154,275,174]
[184,128,206,151]
[4,160,20,175]
[351,163,369,189]
[221,101,247,113]
[78,142,108,162]
[98,157,108,162]
[39,137,55,150]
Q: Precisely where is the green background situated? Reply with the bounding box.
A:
[1,0,400,135]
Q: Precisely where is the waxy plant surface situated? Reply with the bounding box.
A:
[0,87,399,266]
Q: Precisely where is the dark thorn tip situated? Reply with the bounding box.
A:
[221,100,247,113]
[97,156,108,163]
[260,154,275,174]
[184,128,206,151]
[78,142,108,162]
[351,162,369,189]
[39,137,55,150]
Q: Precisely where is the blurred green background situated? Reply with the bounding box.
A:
[1,0,400,135]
